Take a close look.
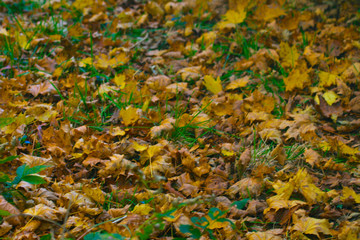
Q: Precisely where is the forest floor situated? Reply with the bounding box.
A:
[0,0,360,239]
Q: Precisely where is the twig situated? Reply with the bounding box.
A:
[76,215,129,240]
[6,213,76,239]
[129,32,149,49]
[60,201,73,240]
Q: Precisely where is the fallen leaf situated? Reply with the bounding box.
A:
[292,216,332,238]
[203,75,223,94]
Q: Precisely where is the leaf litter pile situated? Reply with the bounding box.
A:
[0,0,360,239]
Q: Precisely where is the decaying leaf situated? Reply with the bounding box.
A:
[2,0,360,239]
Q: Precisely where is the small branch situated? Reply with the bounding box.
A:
[129,32,149,50]
[6,213,76,239]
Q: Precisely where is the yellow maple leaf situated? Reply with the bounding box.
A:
[328,138,360,156]
[140,144,162,164]
[95,53,129,70]
[318,141,331,152]
[26,104,57,122]
[196,31,217,47]
[119,106,140,126]
[264,199,306,215]
[221,149,236,156]
[203,75,223,94]
[223,9,247,25]
[254,4,286,22]
[132,204,153,215]
[142,155,175,177]
[279,42,299,68]
[216,21,235,31]
[341,187,360,203]
[322,91,339,106]
[112,74,126,89]
[79,57,93,67]
[338,141,360,155]
[293,168,328,204]
[83,186,105,204]
[24,204,58,220]
[225,76,250,90]
[283,68,311,92]
[292,216,332,238]
[16,32,30,50]
[318,71,338,87]
[109,126,126,136]
[132,141,148,152]
[63,191,94,207]
[247,232,283,240]
[111,52,130,68]
[268,181,294,202]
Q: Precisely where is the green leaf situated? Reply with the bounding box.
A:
[40,234,52,240]
[15,164,27,178]
[22,175,47,184]
[231,198,249,210]
[217,218,236,228]
[191,216,208,229]
[179,224,201,239]
[84,232,125,240]
[158,208,176,218]
[0,172,10,182]
[137,224,153,240]
[208,207,225,220]
[24,165,49,175]
[0,155,18,164]
[0,209,10,216]
[0,117,15,129]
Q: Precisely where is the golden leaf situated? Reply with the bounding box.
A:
[293,168,328,204]
[83,186,105,204]
[132,204,153,215]
[109,126,126,136]
[24,204,58,220]
[221,149,235,157]
[322,91,339,106]
[223,9,246,25]
[203,75,223,94]
[254,4,286,22]
[206,216,229,230]
[119,106,140,126]
[112,74,126,89]
[246,232,283,240]
[283,68,311,92]
[196,31,217,47]
[292,216,332,238]
[279,42,299,68]
[264,199,306,214]
[132,141,148,152]
[140,144,162,164]
[318,71,338,87]
[225,76,250,90]
[341,187,360,204]
[268,181,294,202]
